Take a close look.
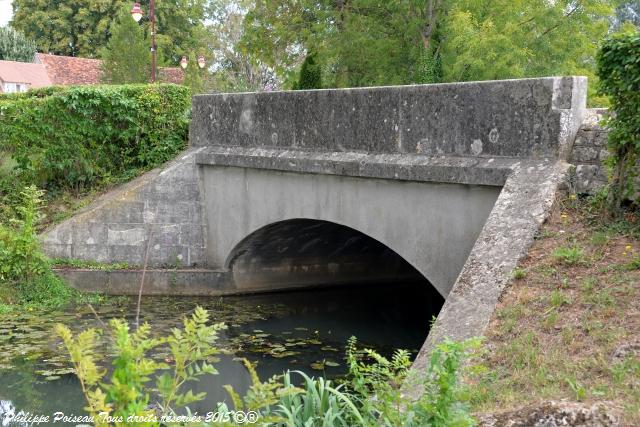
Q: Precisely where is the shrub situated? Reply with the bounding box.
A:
[596,33,640,215]
[346,337,479,427]
[0,84,190,194]
[0,185,74,307]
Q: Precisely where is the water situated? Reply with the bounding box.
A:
[0,283,442,425]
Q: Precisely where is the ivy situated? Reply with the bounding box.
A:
[596,32,640,215]
[0,84,190,194]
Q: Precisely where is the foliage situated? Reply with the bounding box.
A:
[0,186,49,286]
[56,307,227,425]
[100,6,150,84]
[0,26,37,62]
[59,304,479,427]
[10,0,124,58]
[551,246,586,265]
[346,336,479,427]
[204,1,278,92]
[241,0,614,98]
[51,258,132,271]
[614,1,640,28]
[183,53,205,94]
[11,0,207,62]
[293,52,322,90]
[0,84,190,194]
[0,185,74,307]
[596,32,640,215]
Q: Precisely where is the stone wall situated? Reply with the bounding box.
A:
[191,77,587,160]
[570,109,609,194]
[41,148,207,267]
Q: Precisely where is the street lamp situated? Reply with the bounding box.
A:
[180,55,207,70]
[131,1,157,83]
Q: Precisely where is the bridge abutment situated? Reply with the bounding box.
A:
[45,77,594,376]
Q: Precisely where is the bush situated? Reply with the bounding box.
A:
[596,32,640,215]
[0,185,74,307]
[0,84,190,194]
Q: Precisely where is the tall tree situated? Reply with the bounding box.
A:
[11,0,208,61]
[243,0,616,97]
[205,0,279,92]
[100,6,150,84]
[11,0,124,57]
[293,52,322,89]
[183,52,205,93]
[0,26,37,62]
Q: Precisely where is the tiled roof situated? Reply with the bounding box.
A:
[158,67,184,84]
[1,54,185,89]
[0,60,51,89]
[35,53,102,85]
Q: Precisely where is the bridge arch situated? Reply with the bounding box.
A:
[224,218,440,295]
[201,166,501,297]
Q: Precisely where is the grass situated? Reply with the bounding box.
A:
[469,196,640,424]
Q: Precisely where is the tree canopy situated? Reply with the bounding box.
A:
[240,0,617,97]
[0,26,37,62]
[11,0,207,62]
[100,6,150,84]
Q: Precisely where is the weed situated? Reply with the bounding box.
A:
[589,231,609,247]
[512,267,527,280]
[552,246,585,265]
[622,256,640,271]
[542,310,558,330]
[550,289,571,308]
[51,258,131,271]
[580,277,597,294]
[565,377,587,401]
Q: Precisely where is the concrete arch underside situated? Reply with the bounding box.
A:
[201,166,502,297]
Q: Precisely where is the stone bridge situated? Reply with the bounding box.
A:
[45,77,589,347]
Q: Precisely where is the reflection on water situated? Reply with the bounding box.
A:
[0,282,443,425]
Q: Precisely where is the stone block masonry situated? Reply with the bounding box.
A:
[569,109,610,194]
[41,148,208,267]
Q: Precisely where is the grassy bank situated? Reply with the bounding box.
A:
[470,195,640,424]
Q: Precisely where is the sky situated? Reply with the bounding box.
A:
[0,0,12,27]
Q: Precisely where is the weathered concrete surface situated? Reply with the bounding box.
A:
[56,268,230,296]
[55,267,419,296]
[199,164,501,297]
[410,159,571,386]
[41,148,207,267]
[191,77,586,159]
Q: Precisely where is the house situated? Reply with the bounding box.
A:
[0,60,51,93]
[35,53,102,85]
[0,53,184,94]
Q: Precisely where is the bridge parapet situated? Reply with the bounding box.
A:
[191,77,586,159]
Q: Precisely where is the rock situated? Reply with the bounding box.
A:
[611,340,640,364]
[477,401,620,427]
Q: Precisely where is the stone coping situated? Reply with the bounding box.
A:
[195,145,562,187]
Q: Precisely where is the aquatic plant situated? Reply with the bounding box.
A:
[57,306,479,427]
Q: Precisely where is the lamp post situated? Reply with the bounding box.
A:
[131,1,157,83]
